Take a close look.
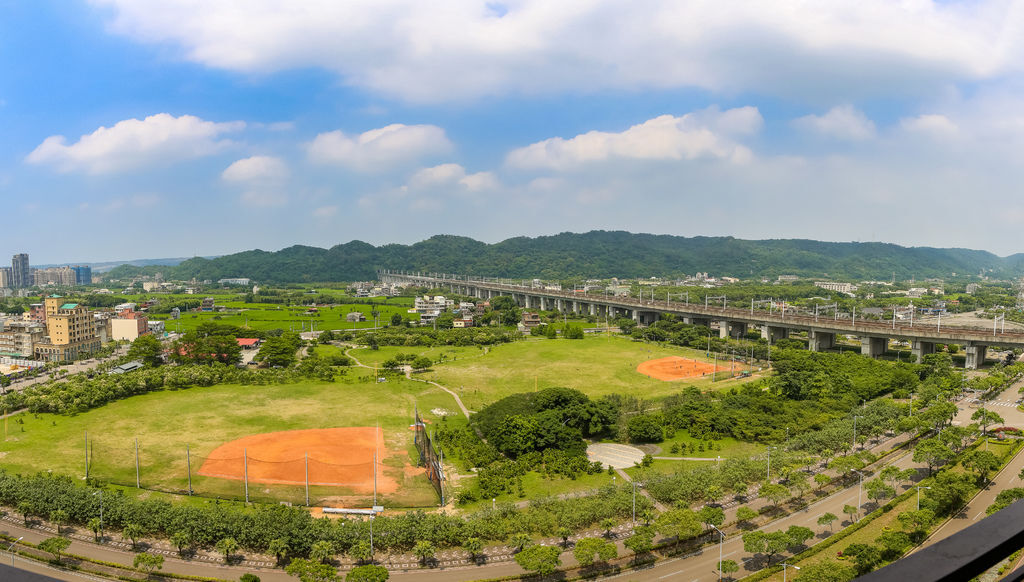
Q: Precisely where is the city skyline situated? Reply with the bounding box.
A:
[5,2,1024,262]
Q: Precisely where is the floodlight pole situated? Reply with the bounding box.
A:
[135,438,140,488]
[915,485,932,511]
[186,444,193,495]
[305,453,310,506]
[243,448,249,503]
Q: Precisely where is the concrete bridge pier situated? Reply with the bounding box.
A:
[911,340,935,364]
[808,330,835,352]
[539,297,548,311]
[719,320,730,339]
[589,303,597,316]
[966,343,988,370]
[726,321,748,339]
[861,337,888,358]
[761,325,790,344]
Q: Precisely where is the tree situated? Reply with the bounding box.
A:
[573,537,617,567]
[285,558,340,582]
[413,540,436,566]
[624,528,655,556]
[913,438,955,475]
[843,504,858,523]
[865,478,896,504]
[627,414,664,443]
[509,533,534,552]
[794,561,856,582]
[17,501,33,526]
[817,512,838,532]
[216,537,240,563]
[37,537,70,562]
[390,313,403,327]
[971,408,1004,436]
[128,334,164,367]
[896,509,935,532]
[736,506,758,526]
[760,483,791,507]
[600,517,617,538]
[556,527,573,548]
[463,537,484,562]
[789,472,811,498]
[87,517,102,542]
[134,552,164,574]
[346,565,388,582]
[718,559,739,579]
[311,540,335,564]
[514,545,561,577]
[698,505,726,529]
[348,541,372,564]
[123,523,144,551]
[411,356,432,371]
[845,543,883,575]
[785,525,814,550]
[49,509,68,534]
[240,575,261,582]
[655,508,702,541]
[875,530,911,559]
[268,538,290,565]
[962,449,1000,483]
[171,531,192,555]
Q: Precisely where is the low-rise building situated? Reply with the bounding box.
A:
[522,312,542,328]
[0,320,46,358]
[346,312,366,322]
[200,297,216,311]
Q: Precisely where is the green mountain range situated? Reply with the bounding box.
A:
[103,231,1024,283]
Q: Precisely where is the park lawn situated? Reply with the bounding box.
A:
[622,459,712,479]
[457,469,617,513]
[657,430,767,459]
[0,375,459,508]
[347,345,489,369]
[152,302,417,333]
[420,335,761,410]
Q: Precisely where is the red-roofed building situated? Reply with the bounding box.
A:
[237,338,261,349]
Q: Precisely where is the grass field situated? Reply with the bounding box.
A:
[0,374,458,508]
[413,335,763,410]
[152,301,416,334]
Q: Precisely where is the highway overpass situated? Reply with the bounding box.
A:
[380,270,1024,369]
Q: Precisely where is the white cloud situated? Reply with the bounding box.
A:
[307,124,452,170]
[222,155,289,182]
[91,1,1023,103]
[793,106,876,140]
[26,113,244,174]
[408,163,500,192]
[899,114,959,137]
[506,107,761,170]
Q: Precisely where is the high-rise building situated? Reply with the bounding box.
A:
[0,267,10,289]
[33,294,101,362]
[71,265,92,285]
[11,253,30,288]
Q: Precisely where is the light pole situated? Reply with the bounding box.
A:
[94,490,104,541]
[852,415,862,451]
[7,536,23,566]
[711,525,725,581]
[853,469,864,521]
[915,485,932,511]
[781,562,801,582]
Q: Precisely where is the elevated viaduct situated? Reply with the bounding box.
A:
[380,270,1024,369]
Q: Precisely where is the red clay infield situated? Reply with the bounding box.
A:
[637,356,728,381]
[197,427,397,493]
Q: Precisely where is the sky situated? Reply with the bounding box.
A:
[4,1,1024,263]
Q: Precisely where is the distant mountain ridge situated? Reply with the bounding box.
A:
[35,257,213,273]
[101,232,1024,283]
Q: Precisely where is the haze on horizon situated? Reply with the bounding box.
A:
[4,1,1024,264]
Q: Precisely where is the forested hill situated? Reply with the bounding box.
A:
[103,231,1024,283]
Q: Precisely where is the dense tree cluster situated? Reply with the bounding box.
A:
[347,327,518,348]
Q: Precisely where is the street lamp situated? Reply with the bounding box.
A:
[93,490,103,541]
[853,469,864,521]
[7,536,23,566]
[781,562,801,582]
[915,486,932,511]
[711,525,725,581]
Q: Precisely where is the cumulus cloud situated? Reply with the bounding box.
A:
[307,124,452,170]
[26,113,244,174]
[91,0,1022,102]
[793,106,876,140]
[899,114,959,137]
[222,155,289,182]
[506,107,761,170]
[409,163,499,191]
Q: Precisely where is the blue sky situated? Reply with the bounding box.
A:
[4,1,1024,264]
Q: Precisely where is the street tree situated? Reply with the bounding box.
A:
[971,408,1004,436]
[573,537,617,567]
[128,334,164,367]
[718,559,739,578]
[216,537,240,563]
[133,552,164,574]
[817,512,838,532]
[655,508,702,541]
[514,545,561,577]
[913,438,955,475]
[843,504,858,523]
[698,505,725,529]
[760,483,791,508]
[413,541,436,566]
[49,509,68,534]
[961,449,1000,483]
[310,541,335,564]
[38,537,70,562]
[285,558,339,582]
[346,565,388,582]
[123,523,144,551]
[268,538,290,565]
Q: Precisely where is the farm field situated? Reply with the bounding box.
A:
[152,301,416,334]
[412,335,763,410]
[0,374,456,508]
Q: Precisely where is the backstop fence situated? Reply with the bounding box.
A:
[413,407,446,505]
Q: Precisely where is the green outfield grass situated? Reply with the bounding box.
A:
[152,301,417,334]
[0,374,456,508]
[416,335,763,410]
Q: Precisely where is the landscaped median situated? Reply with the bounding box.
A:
[741,437,1022,581]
